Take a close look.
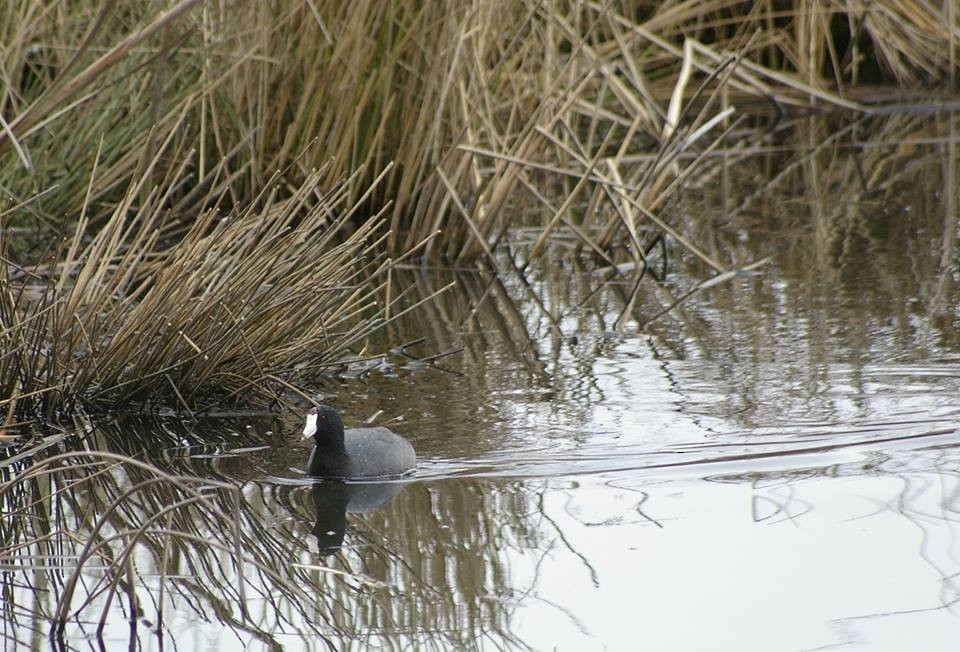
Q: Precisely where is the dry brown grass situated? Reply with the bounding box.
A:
[1,141,404,421]
[2,1,955,250]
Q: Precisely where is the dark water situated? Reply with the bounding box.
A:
[3,113,960,650]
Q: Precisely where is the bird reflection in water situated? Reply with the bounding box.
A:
[311,480,408,555]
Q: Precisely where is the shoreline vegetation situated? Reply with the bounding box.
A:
[2,0,958,420]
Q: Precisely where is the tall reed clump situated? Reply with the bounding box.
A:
[0,0,518,249]
[367,0,960,263]
[1,141,399,423]
[4,1,955,257]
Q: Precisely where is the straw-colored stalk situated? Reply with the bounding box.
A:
[1,148,399,420]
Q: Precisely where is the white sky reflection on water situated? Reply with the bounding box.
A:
[510,470,960,652]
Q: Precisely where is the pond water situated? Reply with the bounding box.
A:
[3,113,960,650]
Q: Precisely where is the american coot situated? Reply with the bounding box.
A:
[303,405,416,479]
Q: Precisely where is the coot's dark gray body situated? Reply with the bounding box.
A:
[304,406,416,479]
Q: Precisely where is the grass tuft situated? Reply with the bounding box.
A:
[1,150,397,421]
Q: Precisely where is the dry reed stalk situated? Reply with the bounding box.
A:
[0,148,405,419]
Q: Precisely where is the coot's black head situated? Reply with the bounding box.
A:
[303,405,345,448]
